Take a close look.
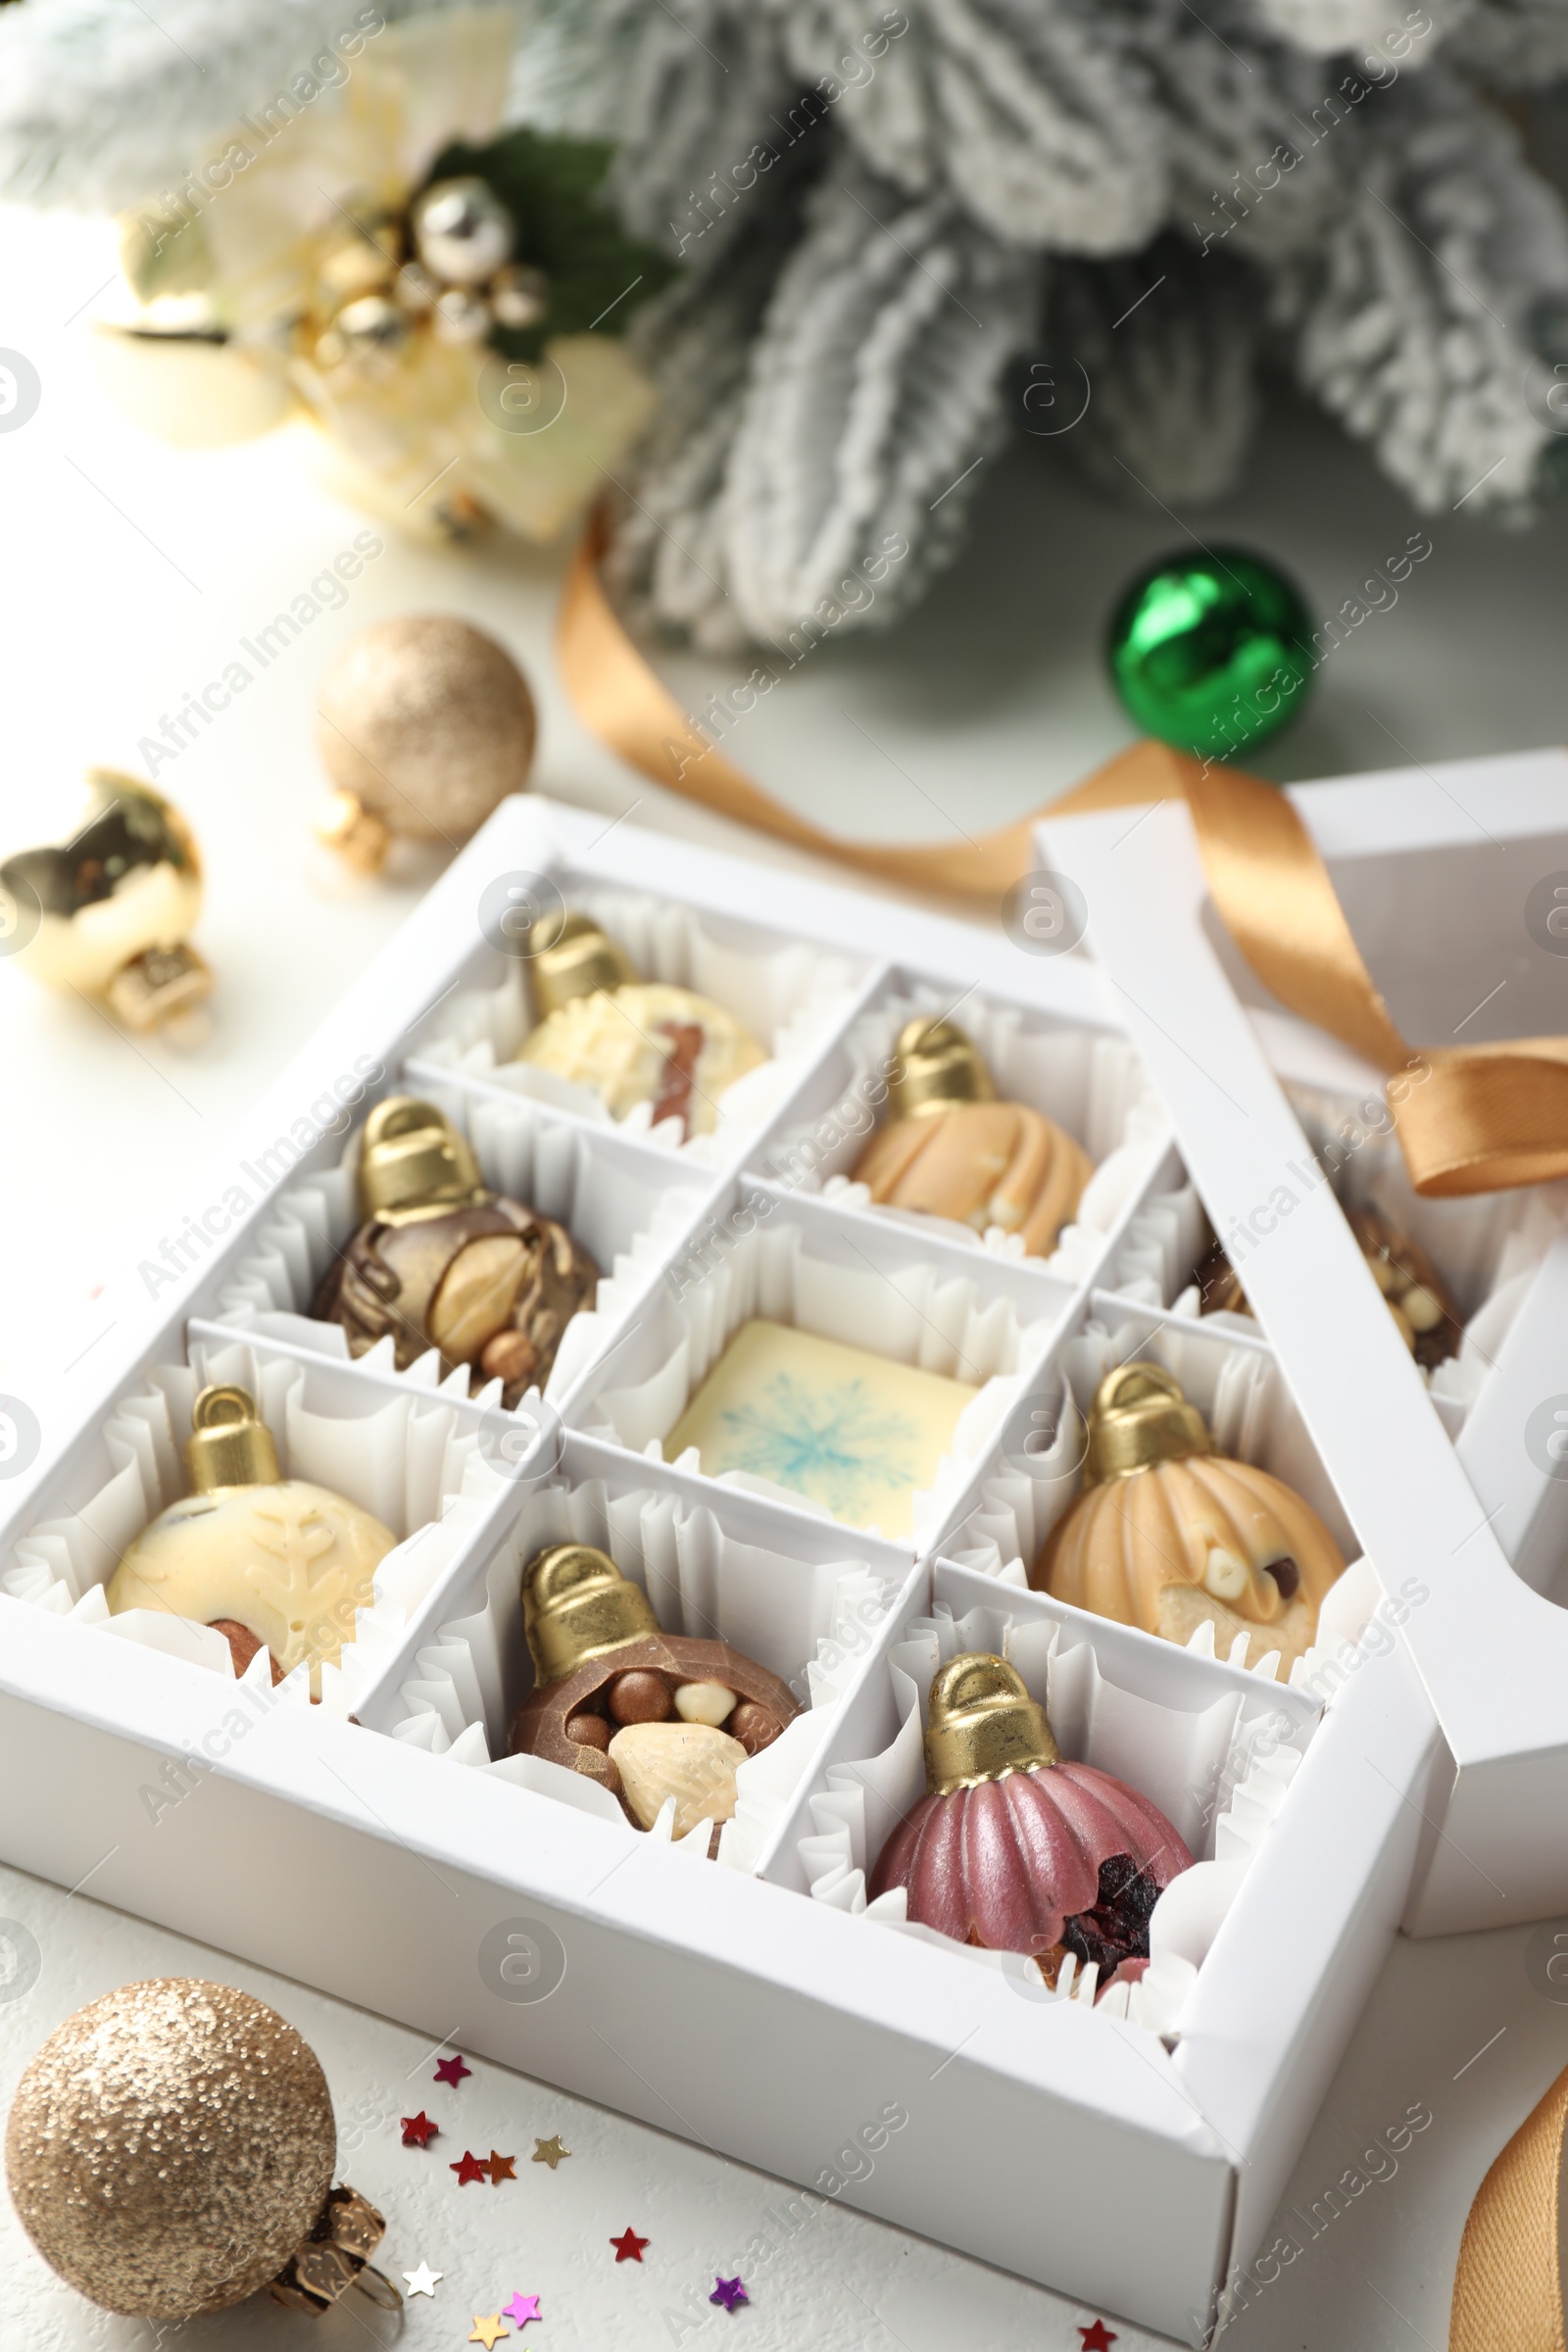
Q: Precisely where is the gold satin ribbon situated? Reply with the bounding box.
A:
[558,508,1568,1198]
[1450,2064,1568,2352]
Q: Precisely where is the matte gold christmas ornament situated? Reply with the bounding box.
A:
[853,1015,1095,1254]
[315,615,536,871]
[4,1977,399,2320]
[0,770,211,1031]
[514,909,765,1139]
[1033,1362,1345,1671]
[105,1385,396,1696]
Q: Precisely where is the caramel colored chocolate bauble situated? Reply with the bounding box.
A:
[5,1979,335,2320]
[315,615,535,850]
[854,1101,1092,1255]
[1033,1363,1344,1671]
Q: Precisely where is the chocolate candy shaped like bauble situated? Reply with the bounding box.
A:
[5,1976,400,2318]
[512,909,765,1139]
[1197,1206,1461,1371]
[866,1654,1192,1984]
[311,1097,598,1399]
[314,615,536,873]
[1032,1362,1345,1671]
[0,770,211,1032]
[507,1544,801,1839]
[105,1385,396,1698]
[852,1016,1094,1255]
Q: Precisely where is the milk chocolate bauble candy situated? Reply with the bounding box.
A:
[867,1654,1191,1984]
[311,1096,598,1398]
[508,1544,800,1838]
[0,770,210,1031]
[852,1016,1093,1254]
[105,1385,396,1697]
[1197,1207,1461,1370]
[314,614,535,871]
[1033,1362,1344,1671]
[5,1977,398,2318]
[512,909,765,1139]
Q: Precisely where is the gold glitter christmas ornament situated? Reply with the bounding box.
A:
[314,615,536,871]
[4,1977,399,2320]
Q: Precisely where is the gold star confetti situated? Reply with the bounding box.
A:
[531,2134,571,2170]
[469,2316,510,2348]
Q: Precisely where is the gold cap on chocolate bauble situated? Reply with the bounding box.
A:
[0,770,210,1029]
[887,1017,997,1122]
[1084,1362,1212,1488]
[923,1654,1060,1795]
[185,1386,280,1493]
[522,1543,659,1684]
[529,910,637,1018]
[356,1097,487,1219]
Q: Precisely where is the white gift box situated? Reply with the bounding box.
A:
[0,793,1478,2343]
[1046,748,1568,1941]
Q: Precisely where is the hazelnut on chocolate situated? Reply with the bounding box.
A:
[507,1544,799,1837]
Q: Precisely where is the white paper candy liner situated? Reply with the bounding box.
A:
[1111,1086,1568,1429]
[763,982,1168,1269]
[374,1470,903,1867]
[1,1343,511,1715]
[944,1314,1355,1678]
[210,1092,693,1400]
[582,1217,1059,1548]
[410,882,862,1161]
[796,1601,1304,2031]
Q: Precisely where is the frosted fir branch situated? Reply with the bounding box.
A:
[1446,0,1568,86]
[1048,234,1265,505]
[1277,66,1568,513]
[0,0,537,212]
[773,0,1171,251]
[530,0,795,262]
[1240,0,1467,57]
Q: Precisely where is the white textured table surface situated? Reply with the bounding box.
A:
[4,202,1568,2349]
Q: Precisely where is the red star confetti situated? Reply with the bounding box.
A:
[488,2151,517,2183]
[452,2150,489,2185]
[434,2054,472,2086]
[469,2318,509,2349]
[710,2277,749,2313]
[612,2227,650,2263]
[400,2111,439,2148]
[502,2292,542,2328]
[1078,2325,1117,2350]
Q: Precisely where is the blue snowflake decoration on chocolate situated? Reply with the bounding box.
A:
[717,1375,920,1518]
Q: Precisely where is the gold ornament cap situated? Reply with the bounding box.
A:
[923,1653,1060,1794]
[887,1016,998,1121]
[1084,1361,1213,1487]
[356,1096,486,1218]
[529,910,636,1018]
[522,1543,660,1684]
[185,1385,280,1493]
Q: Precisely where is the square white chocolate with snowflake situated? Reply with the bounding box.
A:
[664,1319,977,1540]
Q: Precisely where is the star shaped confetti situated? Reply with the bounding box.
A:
[531,2134,571,2169]
[469,2317,509,2349]
[404,2262,443,2297]
[502,2292,542,2328]
[612,2227,650,2263]
[401,2110,439,2148]
[452,2150,489,2185]
[1078,2325,1117,2350]
[434,2053,472,2086]
[710,2276,749,2313]
[488,2150,517,2183]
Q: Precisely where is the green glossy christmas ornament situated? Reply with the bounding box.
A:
[1106,547,1314,760]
